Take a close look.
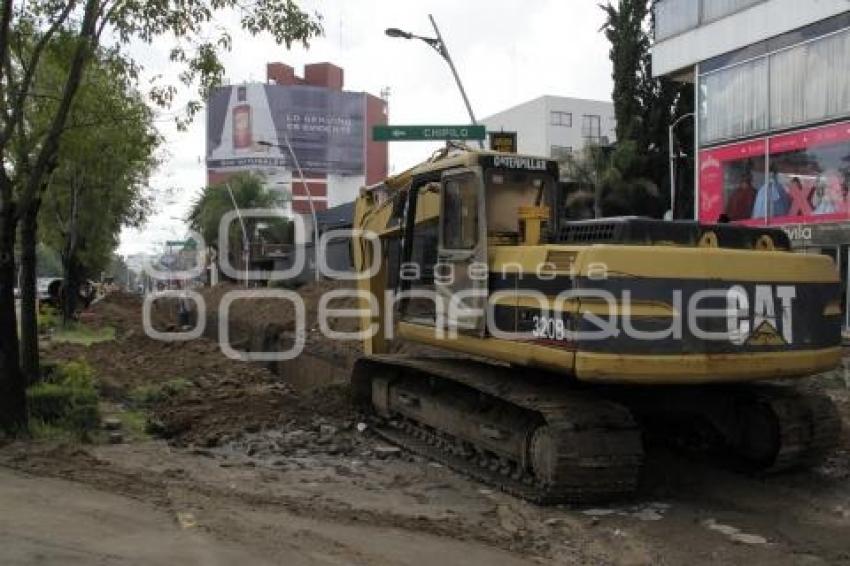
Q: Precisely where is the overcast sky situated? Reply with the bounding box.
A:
[118,0,615,256]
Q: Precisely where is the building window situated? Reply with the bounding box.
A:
[654,0,699,40]
[699,57,769,144]
[550,145,573,161]
[701,0,764,24]
[550,111,572,127]
[699,27,850,146]
[581,114,601,144]
[769,28,850,130]
[654,0,766,41]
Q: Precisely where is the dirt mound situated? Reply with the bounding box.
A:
[44,291,314,446]
[150,376,302,446]
[198,281,444,371]
[199,281,364,359]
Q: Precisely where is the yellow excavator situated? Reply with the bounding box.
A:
[350,146,842,503]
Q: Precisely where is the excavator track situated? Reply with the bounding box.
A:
[608,384,841,473]
[352,356,643,504]
[749,386,841,472]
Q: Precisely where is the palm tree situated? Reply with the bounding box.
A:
[187,173,291,271]
[558,141,662,219]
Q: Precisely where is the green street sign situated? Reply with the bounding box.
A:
[372,125,486,142]
[166,239,196,249]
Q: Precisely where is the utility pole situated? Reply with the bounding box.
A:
[224,182,250,287]
[386,15,484,149]
[257,138,320,281]
[669,112,694,220]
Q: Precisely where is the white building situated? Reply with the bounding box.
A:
[481,95,616,161]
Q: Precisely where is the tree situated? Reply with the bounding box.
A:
[0,0,323,432]
[559,142,662,218]
[187,173,289,276]
[39,38,159,324]
[599,0,694,217]
[601,0,648,145]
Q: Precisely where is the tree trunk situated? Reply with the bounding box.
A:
[61,182,80,325]
[14,0,99,349]
[19,205,39,382]
[63,254,80,324]
[0,198,25,432]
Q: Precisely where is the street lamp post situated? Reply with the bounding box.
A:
[668,112,694,220]
[386,15,484,149]
[257,137,320,282]
[224,182,250,287]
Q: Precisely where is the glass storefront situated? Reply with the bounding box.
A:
[699,120,850,224]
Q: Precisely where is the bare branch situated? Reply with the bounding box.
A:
[95,0,120,40]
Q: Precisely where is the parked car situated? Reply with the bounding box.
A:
[37,277,60,301]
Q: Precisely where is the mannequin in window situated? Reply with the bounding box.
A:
[724,170,757,220]
[812,176,834,214]
[752,165,790,219]
[814,171,847,215]
[810,176,826,212]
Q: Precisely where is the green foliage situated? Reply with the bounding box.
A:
[599,0,695,216]
[38,38,160,285]
[600,0,649,144]
[51,324,115,345]
[54,360,97,390]
[27,360,100,439]
[116,409,149,440]
[560,142,662,218]
[128,378,192,408]
[187,173,291,250]
[28,420,78,442]
[38,306,59,334]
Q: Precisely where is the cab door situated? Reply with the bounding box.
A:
[437,167,488,334]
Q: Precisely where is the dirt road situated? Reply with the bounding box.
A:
[5,292,849,565]
[0,465,533,566]
[0,468,280,565]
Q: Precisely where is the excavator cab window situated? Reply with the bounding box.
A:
[437,168,488,333]
[442,175,479,249]
[484,169,556,241]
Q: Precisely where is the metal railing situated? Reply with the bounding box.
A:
[654,0,767,41]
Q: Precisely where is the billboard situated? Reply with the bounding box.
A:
[699,120,850,226]
[206,83,365,175]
